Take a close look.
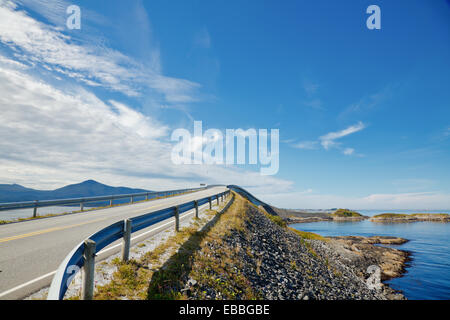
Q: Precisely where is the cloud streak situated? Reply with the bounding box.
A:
[319,121,366,150]
[0,57,293,192]
[290,122,366,155]
[262,190,450,210]
[0,1,200,102]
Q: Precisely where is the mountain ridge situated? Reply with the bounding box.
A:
[0,180,151,203]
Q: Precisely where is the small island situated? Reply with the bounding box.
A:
[370,213,450,223]
[330,209,367,221]
[276,208,450,224]
[278,208,368,223]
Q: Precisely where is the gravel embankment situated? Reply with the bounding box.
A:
[189,202,404,300]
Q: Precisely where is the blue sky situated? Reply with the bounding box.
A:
[0,0,449,209]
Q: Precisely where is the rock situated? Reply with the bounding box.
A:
[329,235,408,245]
[187,278,198,287]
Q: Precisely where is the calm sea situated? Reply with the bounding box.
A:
[0,198,141,221]
[0,206,81,221]
[291,209,450,300]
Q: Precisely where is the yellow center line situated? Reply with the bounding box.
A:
[0,202,171,244]
[0,193,216,244]
[0,217,111,244]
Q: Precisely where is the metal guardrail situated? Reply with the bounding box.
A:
[227,185,277,215]
[0,187,207,218]
[47,189,231,300]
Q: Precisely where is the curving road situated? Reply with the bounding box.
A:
[0,186,228,300]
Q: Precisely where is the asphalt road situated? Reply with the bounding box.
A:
[0,186,228,300]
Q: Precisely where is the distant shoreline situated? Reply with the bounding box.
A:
[275,207,450,224]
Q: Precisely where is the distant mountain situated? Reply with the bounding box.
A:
[0,180,151,203]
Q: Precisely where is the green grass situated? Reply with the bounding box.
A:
[289,228,327,241]
[265,214,287,228]
[372,213,409,218]
[93,194,236,300]
[331,208,363,217]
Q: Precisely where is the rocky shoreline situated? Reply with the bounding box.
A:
[276,208,450,224]
[285,215,369,224]
[322,236,411,281]
[183,196,408,300]
[370,213,450,223]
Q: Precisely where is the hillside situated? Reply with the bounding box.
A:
[0,180,151,202]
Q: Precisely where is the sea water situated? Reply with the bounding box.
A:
[291,209,450,300]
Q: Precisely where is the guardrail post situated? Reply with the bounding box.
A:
[110,198,113,207]
[209,197,212,210]
[130,196,134,204]
[145,193,149,201]
[82,239,96,300]
[80,201,84,212]
[33,200,38,218]
[174,206,180,232]
[216,195,219,206]
[122,219,132,262]
[194,200,199,219]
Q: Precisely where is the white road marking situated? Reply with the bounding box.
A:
[0,270,56,299]
[0,202,212,299]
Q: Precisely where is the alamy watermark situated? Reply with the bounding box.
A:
[366,265,382,290]
[171,121,279,175]
[66,5,81,30]
[366,5,381,30]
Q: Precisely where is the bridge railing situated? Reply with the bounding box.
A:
[0,187,207,218]
[47,189,231,300]
[227,185,277,215]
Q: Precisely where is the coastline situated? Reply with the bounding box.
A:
[287,221,412,299]
[285,213,450,224]
[370,213,450,223]
[272,207,414,298]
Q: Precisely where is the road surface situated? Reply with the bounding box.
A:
[0,186,228,299]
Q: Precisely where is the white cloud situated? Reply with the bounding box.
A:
[319,122,366,150]
[289,122,365,155]
[293,141,318,150]
[262,190,450,210]
[444,126,450,137]
[303,99,323,110]
[343,148,354,155]
[302,80,319,95]
[301,80,323,110]
[338,85,395,121]
[0,54,28,69]
[0,1,200,102]
[0,59,293,193]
